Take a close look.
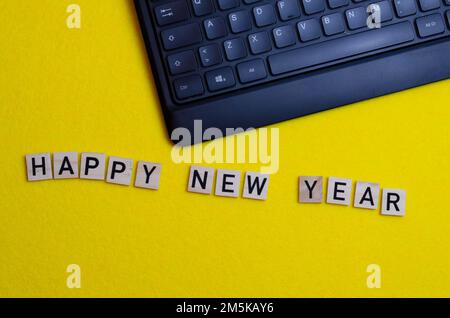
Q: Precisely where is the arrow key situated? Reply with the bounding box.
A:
[198,44,222,67]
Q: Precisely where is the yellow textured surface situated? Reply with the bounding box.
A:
[0,0,449,297]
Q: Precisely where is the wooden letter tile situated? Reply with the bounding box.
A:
[381,188,406,216]
[187,166,215,194]
[53,152,79,179]
[354,181,380,209]
[242,172,269,200]
[299,176,323,203]
[80,153,106,180]
[326,177,352,206]
[106,156,134,186]
[215,169,241,198]
[135,161,162,190]
[26,153,53,181]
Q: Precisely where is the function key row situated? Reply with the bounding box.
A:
[155,0,448,27]
[173,60,267,99]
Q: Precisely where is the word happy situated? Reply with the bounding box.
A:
[26,153,161,189]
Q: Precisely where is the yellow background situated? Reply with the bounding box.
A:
[1,0,449,297]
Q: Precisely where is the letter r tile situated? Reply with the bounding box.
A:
[381,188,406,216]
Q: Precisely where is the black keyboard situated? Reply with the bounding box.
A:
[135,0,450,143]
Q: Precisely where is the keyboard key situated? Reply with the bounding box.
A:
[224,38,247,60]
[161,23,202,50]
[248,31,272,54]
[416,14,445,37]
[173,75,204,99]
[205,67,236,91]
[297,19,322,41]
[199,44,222,67]
[328,0,349,8]
[369,1,393,23]
[204,17,228,39]
[268,22,415,75]
[277,0,301,21]
[167,50,197,75]
[322,13,346,36]
[218,0,239,10]
[302,0,326,15]
[229,11,252,33]
[244,0,262,3]
[154,1,189,26]
[446,0,450,5]
[273,25,297,48]
[191,0,214,16]
[418,0,441,11]
[253,4,277,27]
[394,0,417,17]
[346,7,368,29]
[237,59,267,83]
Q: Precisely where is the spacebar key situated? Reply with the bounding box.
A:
[268,22,415,75]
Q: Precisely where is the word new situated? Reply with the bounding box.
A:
[26,153,161,189]
[299,176,406,216]
[187,165,269,200]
